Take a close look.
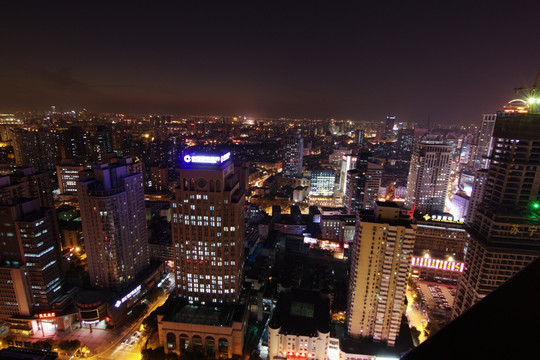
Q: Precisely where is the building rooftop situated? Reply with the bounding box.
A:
[161,288,248,326]
[340,315,413,358]
[269,288,330,337]
[0,347,58,360]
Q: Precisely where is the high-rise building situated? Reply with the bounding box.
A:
[453,111,540,318]
[282,133,304,178]
[78,162,149,290]
[344,153,383,214]
[450,191,469,223]
[339,154,357,194]
[344,169,361,214]
[396,129,414,156]
[0,198,63,311]
[405,137,451,213]
[466,169,488,224]
[171,151,245,304]
[0,167,54,209]
[310,169,335,196]
[346,202,416,346]
[385,115,396,139]
[356,129,365,146]
[12,128,60,171]
[472,114,496,171]
[0,264,33,321]
[150,165,169,192]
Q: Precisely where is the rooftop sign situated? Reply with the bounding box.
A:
[183,152,231,164]
[411,256,465,272]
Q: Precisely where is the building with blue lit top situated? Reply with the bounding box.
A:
[171,151,245,305]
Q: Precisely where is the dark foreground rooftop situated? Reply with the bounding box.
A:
[401,257,540,359]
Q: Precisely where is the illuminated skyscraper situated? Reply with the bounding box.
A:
[0,198,63,311]
[310,169,335,196]
[472,114,496,171]
[171,151,245,304]
[78,162,149,290]
[405,137,451,213]
[344,153,383,213]
[346,202,415,346]
[282,132,304,178]
[453,111,540,317]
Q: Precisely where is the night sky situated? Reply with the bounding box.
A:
[1,1,540,124]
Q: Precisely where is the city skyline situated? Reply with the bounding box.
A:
[1,2,540,124]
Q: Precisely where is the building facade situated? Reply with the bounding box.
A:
[171,152,245,305]
[0,198,63,312]
[453,111,540,318]
[346,202,415,346]
[282,133,304,178]
[405,137,451,213]
[473,114,496,171]
[310,170,335,197]
[268,289,331,360]
[78,162,149,290]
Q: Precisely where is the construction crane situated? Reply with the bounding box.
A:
[514,70,540,113]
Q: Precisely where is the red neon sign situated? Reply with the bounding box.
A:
[411,256,464,272]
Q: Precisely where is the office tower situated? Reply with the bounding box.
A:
[78,162,149,290]
[0,168,54,208]
[344,169,362,214]
[59,126,87,161]
[310,169,335,196]
[344,153,383,214]
[0,198,63,311]
[396,129,414,156]
[363,162,384,209]
[385,115,396,139]
[339,154,357,194]
[0,264,33,321]
[405,136,451,213]
[466,169,488,223]
[282,132,304,178]
[356,129,365,146]
[450,191,469,222]
[12,128,60,171]
[85,125,113,162]
[346,202,415,346]
[453,111,540,317]
[57,160,88,195]
[473,114,496,171]
[171,151,245,304]
[150,165,169,192]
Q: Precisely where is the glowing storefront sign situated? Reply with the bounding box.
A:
[38,312,56,319]
[411,256,465,272]
[115,285,142,308]
[82,319,100,325]
[183,152,231,164]
[422,213,463,224]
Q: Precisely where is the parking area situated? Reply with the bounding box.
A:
[416,281,456,330]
